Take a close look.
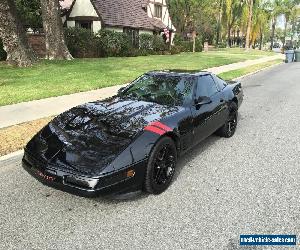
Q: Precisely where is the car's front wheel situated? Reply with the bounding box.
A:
[144,137,177,194]
[216,102,238,138]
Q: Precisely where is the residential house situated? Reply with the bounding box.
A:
[63,0,176,44]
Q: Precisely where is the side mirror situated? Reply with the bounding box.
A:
[194,96,212,108]
[118,87,126,95]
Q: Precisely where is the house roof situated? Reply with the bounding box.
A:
[92,0,166,30]
[66,0,166,31]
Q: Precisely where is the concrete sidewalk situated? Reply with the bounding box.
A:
[0,54,283,129]
[205,54,283,74]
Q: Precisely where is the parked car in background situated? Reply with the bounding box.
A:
[272,42,283,53]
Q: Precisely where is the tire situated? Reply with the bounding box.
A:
[216,102,238,138]
[144,137,177,195]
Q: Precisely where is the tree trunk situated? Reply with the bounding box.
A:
[283,16,289,48]
[270,19,276,50]
[40,0,72,60]
[245,0,253,50]
[216,23,221,46]
[227,25,231,48]
[216,0,223,46]
[233,30,236,46]
[259,27,263,50]
[192,30,196,53]
[0,0,36,67]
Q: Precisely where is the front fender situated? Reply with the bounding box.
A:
[101,131,160,174]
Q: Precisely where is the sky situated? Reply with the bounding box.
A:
[277,15,285,29]
[60,0,73,9]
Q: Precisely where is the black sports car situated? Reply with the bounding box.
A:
[22,70,243,196]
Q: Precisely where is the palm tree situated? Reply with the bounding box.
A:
[216,0,224,46]
[281,0,300,48]
[245,0,254,50]
[267,0,284,50]
[250,0,271,50]
[223,0,243,47]
[289,6,300,42]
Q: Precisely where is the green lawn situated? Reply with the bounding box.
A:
[219,59,282,80]
[0,48,275,106]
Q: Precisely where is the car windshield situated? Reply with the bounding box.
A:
[120,74,194,106]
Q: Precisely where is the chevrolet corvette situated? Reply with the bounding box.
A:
[22,70,243,196]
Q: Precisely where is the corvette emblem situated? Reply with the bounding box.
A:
[36,170,56,182]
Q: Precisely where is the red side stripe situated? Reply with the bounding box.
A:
[150,121,172,132]
[144,125,166,135]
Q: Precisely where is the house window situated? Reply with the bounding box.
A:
[123,27,140,48]
[75,21,92,31]
[154,4,162,18]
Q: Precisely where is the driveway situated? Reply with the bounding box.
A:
[0,63,300,250]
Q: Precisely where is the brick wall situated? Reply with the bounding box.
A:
[27,34,46,58]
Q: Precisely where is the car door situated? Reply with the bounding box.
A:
[191,74,227,144]
[211,74,229,124]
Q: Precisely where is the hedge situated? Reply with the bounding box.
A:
[64,27,204,58]
[64,27,173,58]
[139,33,153,51]
[1,29,204,61]
[95,29,131,57]
[64,27,97,58]
[173,34,203,52]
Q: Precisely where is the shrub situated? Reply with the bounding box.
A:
[138,49,153,56]
[0,39,7,61]
[152,35,168,52]
[64,27,97,58]
[64,27,171,58]
[170,45,182,55]
[195,36,203,52]
[125,48,143,57]
[217,42,227,48]
[174,35,192,52]
[65,28,132,58]
[174,34,203,52]
[182,41,194,52]
[96,29,132,57]
[139,33,153,51]
[139,33,170,54]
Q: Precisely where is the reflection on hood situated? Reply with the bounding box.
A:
[27,97,182,176]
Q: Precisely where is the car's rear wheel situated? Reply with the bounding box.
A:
[216,102,238,138]
[144,137,177,194]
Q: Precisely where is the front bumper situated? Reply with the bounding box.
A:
[22,153,147,198]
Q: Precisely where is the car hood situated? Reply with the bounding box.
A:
[26,96,183,176]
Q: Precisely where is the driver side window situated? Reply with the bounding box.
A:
[196,75,218,98]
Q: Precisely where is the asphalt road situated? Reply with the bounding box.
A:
[1,63,300,250]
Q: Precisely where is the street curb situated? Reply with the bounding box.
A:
[233,61,284,81]
[0,150,23,162]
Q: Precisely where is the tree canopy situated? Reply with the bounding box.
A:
[16,0,42,32]
[168,0,300,48]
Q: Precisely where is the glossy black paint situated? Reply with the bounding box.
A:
[22,70,243,197]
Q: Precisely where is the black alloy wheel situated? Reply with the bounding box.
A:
[216,102,238,138]
[144,137,177,194]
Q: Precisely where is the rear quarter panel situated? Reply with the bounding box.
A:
[223,81,243,108]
